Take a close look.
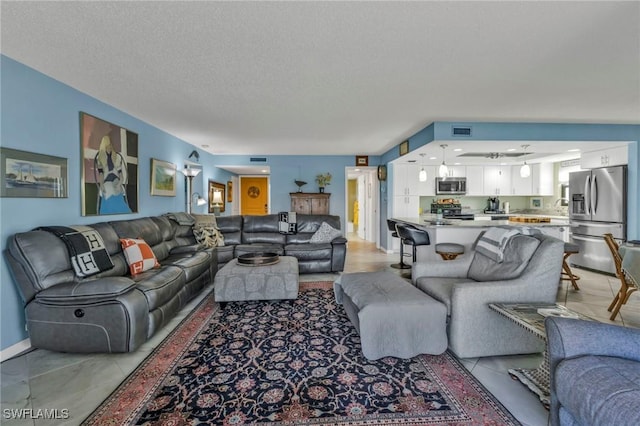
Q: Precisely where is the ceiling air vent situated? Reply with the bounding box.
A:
[250,157,267,162]
[451,126,472,137]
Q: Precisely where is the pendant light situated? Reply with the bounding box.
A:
[520,144,531,178]
[439,144,449,178]
[418,153,427,182]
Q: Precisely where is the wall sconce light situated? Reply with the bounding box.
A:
[520,144,531,178]
[439,144,449,178]
[192,192,207,208]
[211,190,223,216]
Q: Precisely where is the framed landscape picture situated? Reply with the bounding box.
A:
[150,158,177,196]
[0,147,68,198]
[81,112,139,216]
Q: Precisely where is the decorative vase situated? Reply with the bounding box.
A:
[319,187,325,193]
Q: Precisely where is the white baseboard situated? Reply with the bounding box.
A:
[0,338,31,362]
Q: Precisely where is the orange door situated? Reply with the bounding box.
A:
[240,177,269,215]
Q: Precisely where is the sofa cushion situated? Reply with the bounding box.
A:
[556,355,640,426]
[120,238,161,276]
[309,221,342,243]
[242,215,286,245]
[164,251,211,282]
[216,216,243,245]
[284,243,333,260]
[414,277,477,315]
[235,244,284,257]
[131,265,185,311]
[467,234,540,282]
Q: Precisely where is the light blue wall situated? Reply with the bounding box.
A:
[0,56,239,351]
[379,121,640,248]
[0,56,375,352]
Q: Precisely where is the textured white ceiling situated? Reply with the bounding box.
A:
[2,1,639,156]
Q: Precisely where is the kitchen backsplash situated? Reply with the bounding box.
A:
[419,196,568,216]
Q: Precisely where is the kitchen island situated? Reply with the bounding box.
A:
[391,216,571,263]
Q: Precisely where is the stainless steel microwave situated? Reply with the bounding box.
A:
[436,177,467,195]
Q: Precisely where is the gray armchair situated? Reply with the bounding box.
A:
[412,233,564,358]
[546,317,640,426]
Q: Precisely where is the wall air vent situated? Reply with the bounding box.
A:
[451,126,472,137]
[250,157,267,162]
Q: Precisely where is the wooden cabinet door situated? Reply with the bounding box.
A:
[311,197,329,214]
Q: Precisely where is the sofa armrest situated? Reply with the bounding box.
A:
[411,252,474,283]
[546,317,640,426]
[546,317,640,365]
[331,237,348,245]
[35,277,137,305]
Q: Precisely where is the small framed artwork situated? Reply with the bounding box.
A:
[150,158,177,196]
[1,147,68,198]
[208,180,226,213]
[530,197,543,210]
[355,155,369,166]
[227,180,233,202]
[399,140,409,156]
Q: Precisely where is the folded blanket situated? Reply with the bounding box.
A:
[164,212,195,226]
[278,211,297,234]
[475,226,522,263]
[38,225,114,277]
[621,246,640,287]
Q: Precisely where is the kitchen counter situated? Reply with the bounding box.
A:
[390,216,571,264]
[395,216,571,228]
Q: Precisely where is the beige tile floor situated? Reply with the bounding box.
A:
[1,234,638,426]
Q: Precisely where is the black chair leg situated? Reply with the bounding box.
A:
[391,240,411,269]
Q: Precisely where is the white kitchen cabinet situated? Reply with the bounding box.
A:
[510,165,532,195]
[465,166,485,195]
[483,166,511,196]
[580,145,628,169]
[531,163,554,195]
[445,165,466,178]
[393,164,431,197]
[540,226,569,242]
[390,196,421,251]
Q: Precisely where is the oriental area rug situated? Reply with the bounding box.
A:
[84,282,520,425]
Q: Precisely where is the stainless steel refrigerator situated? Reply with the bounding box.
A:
[569,166,627,274]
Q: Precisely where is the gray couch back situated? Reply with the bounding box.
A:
[242,214,286,245]
[286,215,341,244]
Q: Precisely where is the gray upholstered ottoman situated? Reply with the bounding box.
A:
[334,271,448,360]
[214,256,299,302]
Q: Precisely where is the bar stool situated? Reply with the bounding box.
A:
[435,243,465,260]
[561,242,580,290]
[387,219,410,270]
[396,223,431,266]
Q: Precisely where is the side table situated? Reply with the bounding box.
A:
[489,303,593,408]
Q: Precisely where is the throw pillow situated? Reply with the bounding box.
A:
[309,221,342,244]
[120,238,160,276]
[193,224,225,248]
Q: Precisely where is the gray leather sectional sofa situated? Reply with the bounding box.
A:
[214,214,347,274]
[5,215,216,353]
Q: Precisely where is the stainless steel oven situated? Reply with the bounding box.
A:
[436,177,467,195]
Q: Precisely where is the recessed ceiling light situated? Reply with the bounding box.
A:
[568,148,580,152]
[507,148,516,152]
[354,168,360,172]
[500,162,507,166]
[261,169,268,173]
[454,162,461,165]
[453,148,462,152]
[429,156,437,160]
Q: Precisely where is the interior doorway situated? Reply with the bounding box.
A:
[345,167,379,245]
[240,176,269,215]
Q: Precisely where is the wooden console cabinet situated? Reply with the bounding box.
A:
[290,192,330,214]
